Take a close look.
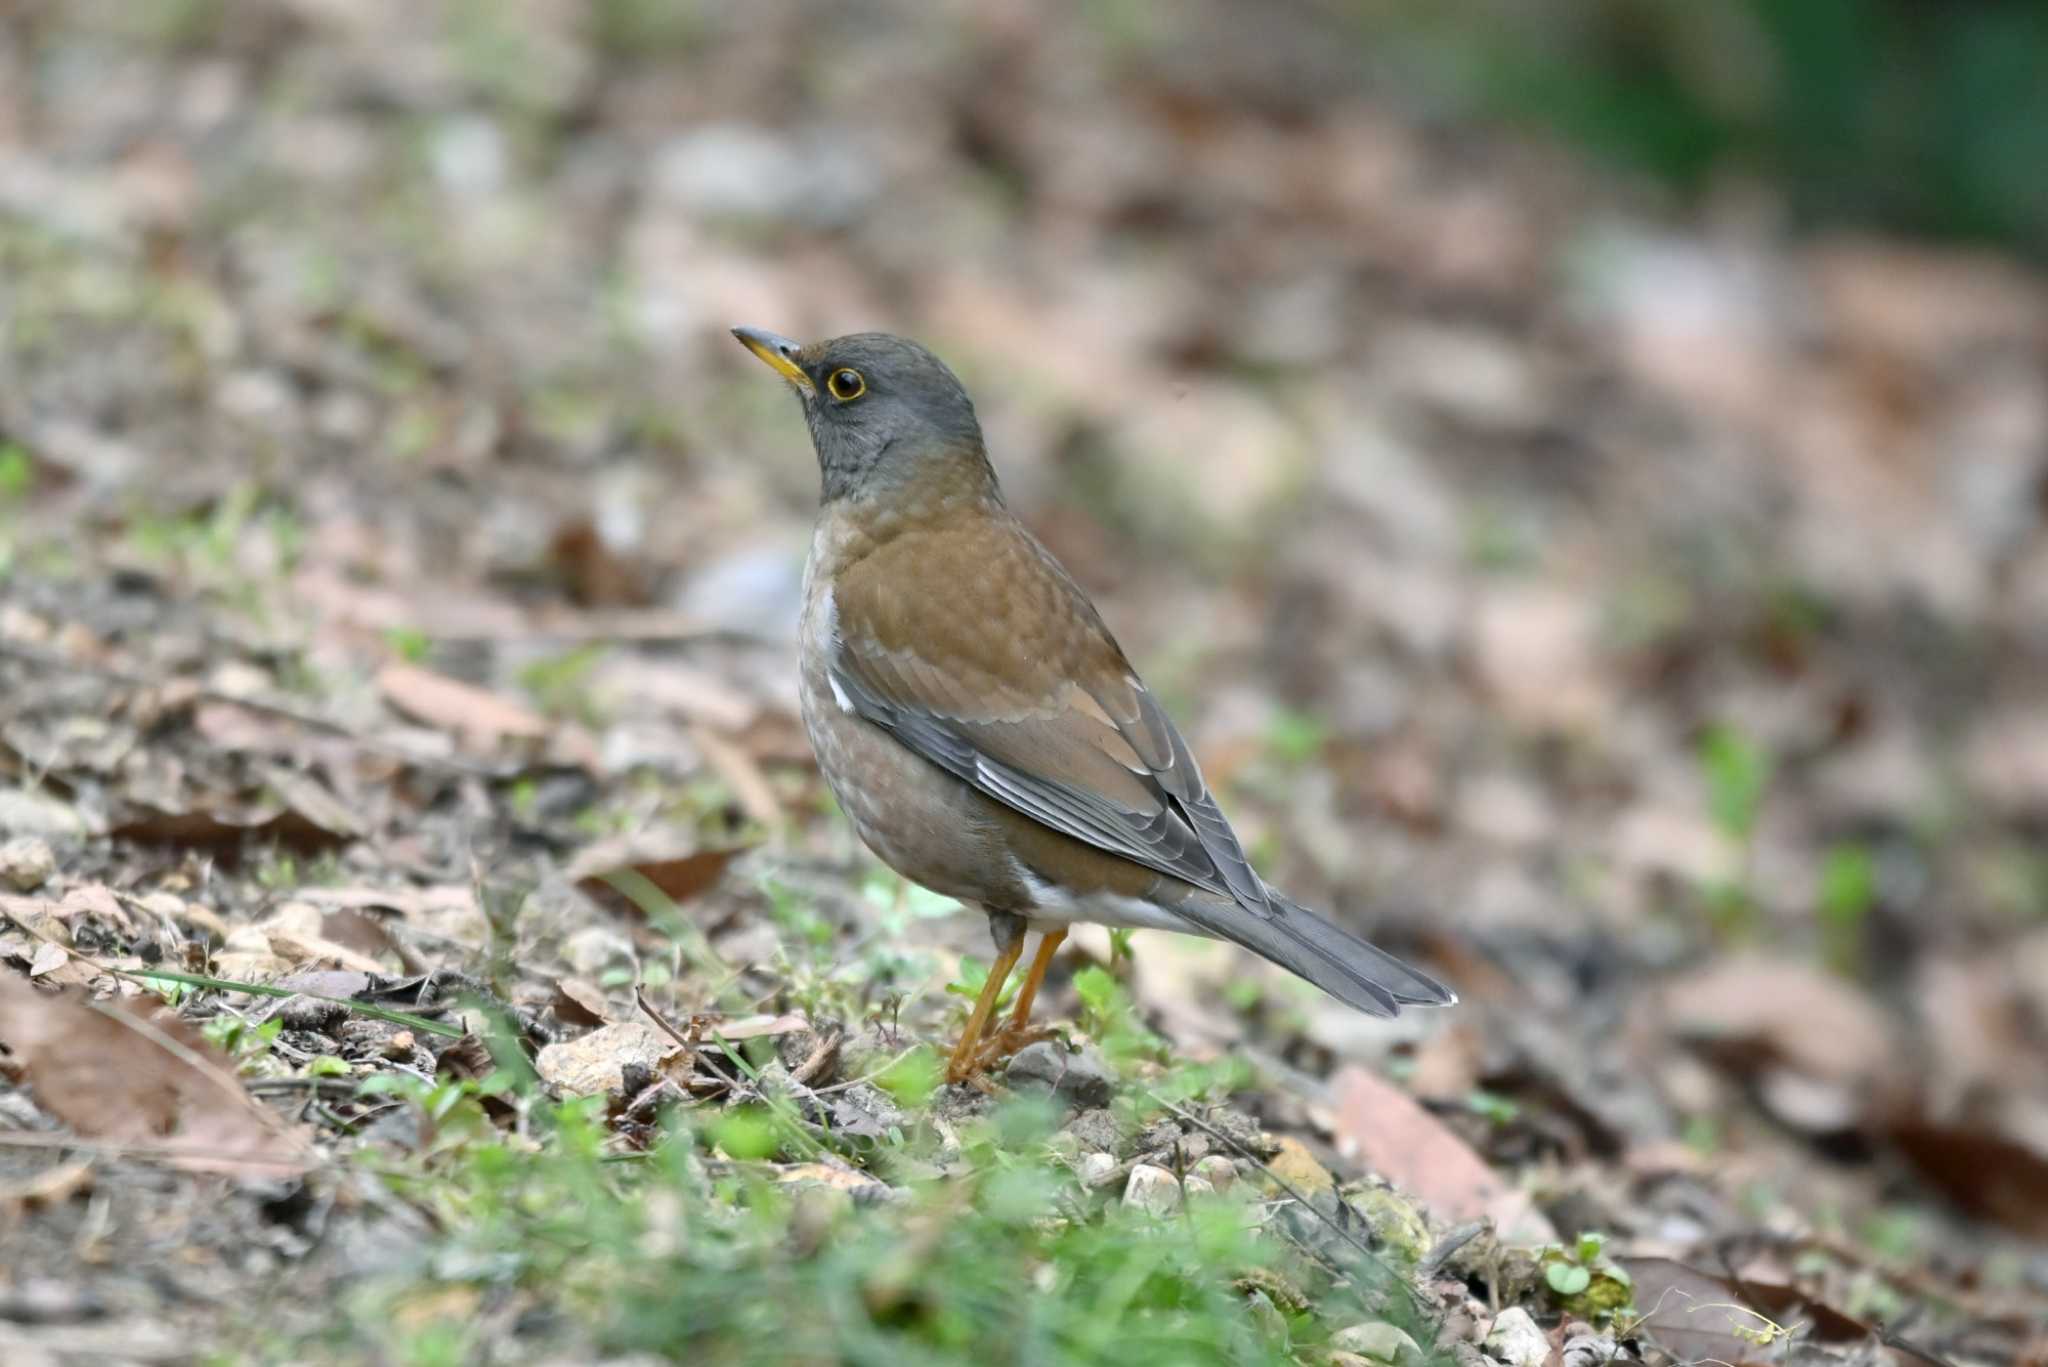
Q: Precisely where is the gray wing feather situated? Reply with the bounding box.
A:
[829,661,1250,904]
[831,656,1457,1018]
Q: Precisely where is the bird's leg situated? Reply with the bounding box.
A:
[978,927,1067,1064]
[945,915,1026,1085]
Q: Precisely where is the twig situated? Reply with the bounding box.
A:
[244,1076,367,1098]
[806,1045,923,1096]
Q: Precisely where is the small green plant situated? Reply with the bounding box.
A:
[1698,722,1772,939]
[1262,707,1328,768]
[518,643,608,722]
[861,867,961,935]
[1073,964,1165,1065]
[1700,724,1770,843]
[945,955,1020,1012]
[254,852,301,890]
[1816,843,1876,975]
[202,1014,284,1061]
[0,443,31,499]
[1540,1231,1633,1319]
[384,626,433,663]
[762,877,836,959]
[1463,1089,1520,1128]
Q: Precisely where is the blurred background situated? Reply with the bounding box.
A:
[2,0,2046,1337]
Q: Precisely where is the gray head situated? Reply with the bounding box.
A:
[732,328,996,503]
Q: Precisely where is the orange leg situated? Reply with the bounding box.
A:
[946,936,1024,1084]
[1004,927,1068,1034]
[977,928,1068,1066]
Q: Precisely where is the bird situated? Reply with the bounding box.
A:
[733,327,1455,1083]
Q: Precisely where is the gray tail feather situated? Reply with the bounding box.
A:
[1172,889,1456,1018]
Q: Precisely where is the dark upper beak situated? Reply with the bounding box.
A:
[731,326,813,393]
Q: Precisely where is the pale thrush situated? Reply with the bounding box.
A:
[734,327,1455,1082]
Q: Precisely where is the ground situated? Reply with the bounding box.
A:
[0,3,2045,1366]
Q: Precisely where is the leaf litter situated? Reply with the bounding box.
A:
[0,2,2043,1363]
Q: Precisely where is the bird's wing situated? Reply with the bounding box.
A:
[825,510,1270,914]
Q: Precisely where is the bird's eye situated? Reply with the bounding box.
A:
[826,368,865,401]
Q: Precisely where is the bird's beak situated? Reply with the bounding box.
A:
[731,326,813,394]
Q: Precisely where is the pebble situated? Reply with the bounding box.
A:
[1077,1151,1118,1187]
[0,790,85,840]
[1005,1041,1115,1108]
[0,835,56,891]
[1122,1163,1183,1215]
[1264,1135,1336,1197]
[1484,1307,1551,1367]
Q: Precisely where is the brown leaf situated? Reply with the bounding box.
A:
[0,975,309,1180]
[1623,1256,1883,1365]
[1328,1065,1555,1243]
[254,903,389,973]
[1887,1122,2048,1237]
[320,907,399,961]
[375,662,549,749]
[549,518,649,607]
[1657,954,1897,1092]
[568,839,752,919]
[56,884,130,929]
[552,978,611,1027]
[110,802,352,855]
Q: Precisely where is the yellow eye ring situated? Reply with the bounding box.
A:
[826,368,865,401]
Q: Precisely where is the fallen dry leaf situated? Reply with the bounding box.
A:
[535,1020,682,1096]
[1656,954,1898,1105]
[1623,1256,1884,1365]
[255,902,389,973]
[700,1011,809,1042]
[552,978,611,1027]
[26,940,68,979]
[549,518,650,607]
[320,907,401,962]
[376,662,550,749]
[0,1157,96,1214]
[110,801,353,855]
[1886,1122,2048,1238]
[1329,1065,1555,1244]
[568,838,753,919]
[0,974,310,1180]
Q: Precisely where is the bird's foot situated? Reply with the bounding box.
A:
[975,1020,1057,1069]
[940,1021,1058,1088]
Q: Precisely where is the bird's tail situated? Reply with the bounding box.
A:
[1169,887,1456,1018]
